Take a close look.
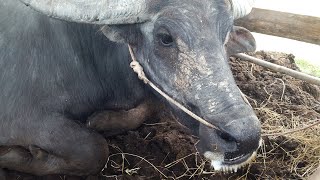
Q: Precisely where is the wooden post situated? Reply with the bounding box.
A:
[235,8,320,45]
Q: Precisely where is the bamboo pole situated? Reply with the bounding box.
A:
[234,53,320,86]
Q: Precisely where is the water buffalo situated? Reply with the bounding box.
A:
[0,0,261,176]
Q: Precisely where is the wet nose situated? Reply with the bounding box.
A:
[214,116,261,161]
[198,112,261,162]
[216,128,260,161]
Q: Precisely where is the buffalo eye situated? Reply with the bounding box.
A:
[157,33,174,47]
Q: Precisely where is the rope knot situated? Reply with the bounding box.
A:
[130,61,148,84]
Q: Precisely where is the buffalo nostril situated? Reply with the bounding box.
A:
[215,130,238,153]
[217,131,236,143]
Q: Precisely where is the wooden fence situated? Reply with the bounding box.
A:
[235,8,320,45]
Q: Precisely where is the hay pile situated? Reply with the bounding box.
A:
[228,51,320,179]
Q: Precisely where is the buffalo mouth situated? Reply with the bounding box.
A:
[204,151,257,173]
[203,139,262,173]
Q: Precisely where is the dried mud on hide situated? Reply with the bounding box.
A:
[6,51,320,179]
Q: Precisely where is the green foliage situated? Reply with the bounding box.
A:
[295,59,320,77]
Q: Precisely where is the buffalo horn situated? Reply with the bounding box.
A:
[19,0,149,24]
[229,0,255,19]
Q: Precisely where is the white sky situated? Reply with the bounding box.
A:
[254,0,320,17]
[251,0,320,66]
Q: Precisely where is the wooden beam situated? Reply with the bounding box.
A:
[235,8,320,45]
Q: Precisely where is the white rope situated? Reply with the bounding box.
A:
[128,45,217,129]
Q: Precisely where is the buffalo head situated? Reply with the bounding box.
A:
[21,0,260,172]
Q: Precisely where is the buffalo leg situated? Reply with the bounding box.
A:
[86,99,163,136]
[0,116,109,176]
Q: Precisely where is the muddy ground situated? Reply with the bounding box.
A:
[5,51,320,179]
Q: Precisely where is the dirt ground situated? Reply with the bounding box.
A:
[5,51,320,179]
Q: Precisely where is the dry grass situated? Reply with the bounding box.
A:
[255,107,320,179]
[103,144,217,179]
[102,106,320,179]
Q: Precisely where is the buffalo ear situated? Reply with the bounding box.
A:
[225,26,256,55]
[101,25,141,44]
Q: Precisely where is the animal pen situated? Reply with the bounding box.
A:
[6,7,320,180]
